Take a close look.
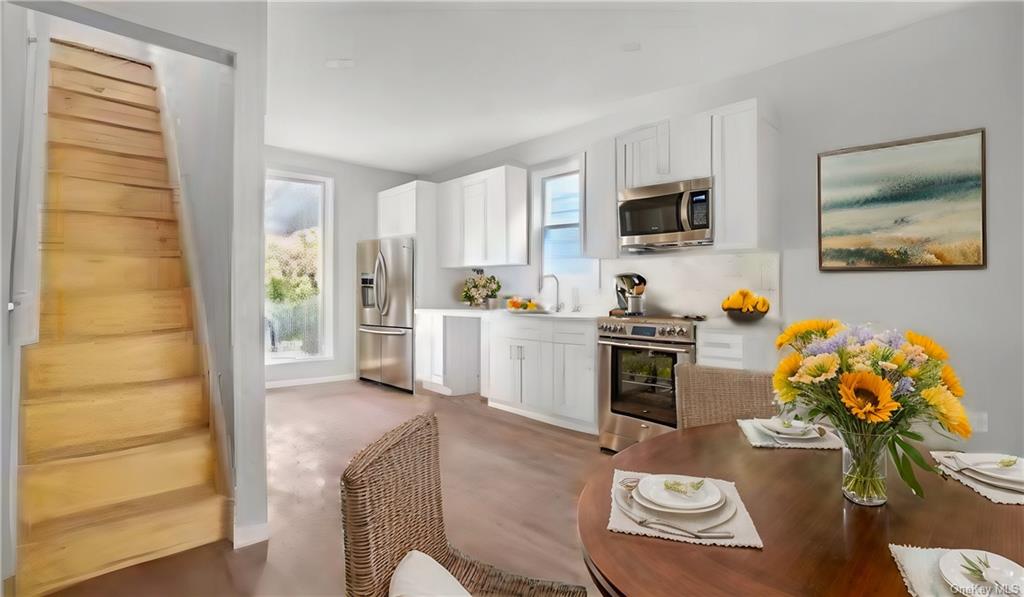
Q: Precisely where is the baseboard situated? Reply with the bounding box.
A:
[232,521,270,549]
[265,374,355,389]
[487,401,598,435]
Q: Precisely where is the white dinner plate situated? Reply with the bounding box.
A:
[637,474,722,510]
[953,453,1024,484]
[939,549,1024,596]
[754,419,820,441]
[757,417,816,437]
[958,467,1024,493]
[631,487,726,515]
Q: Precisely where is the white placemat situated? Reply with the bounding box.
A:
[889,544,957,597]
[931,451,1024,505]
[737,419,842,450]
[607,469,763,549]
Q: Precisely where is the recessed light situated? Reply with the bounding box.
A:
[620,42,642,53]
[325,58,355,69]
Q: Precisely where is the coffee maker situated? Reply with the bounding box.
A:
[613,273,647,316]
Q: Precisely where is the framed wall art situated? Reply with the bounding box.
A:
[818,128,986,271]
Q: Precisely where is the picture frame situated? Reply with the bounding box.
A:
[817,128,986,271]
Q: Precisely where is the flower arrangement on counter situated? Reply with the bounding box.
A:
[773,319,970,505]
[461,272,501,307]
[721,289,770,320]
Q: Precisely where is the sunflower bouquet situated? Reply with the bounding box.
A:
[773,319,970,505]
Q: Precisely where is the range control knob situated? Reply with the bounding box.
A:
[657,327,666,335]
[616,324,626,333]
[665,327,677,336]
[677,326,689,336]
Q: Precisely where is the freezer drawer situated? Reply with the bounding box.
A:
[358,327,382,383]
[358,325,413,392]
[381,328,413,391]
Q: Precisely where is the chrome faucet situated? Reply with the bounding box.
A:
[541,274,563,313]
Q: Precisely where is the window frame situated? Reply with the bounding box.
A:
[263,168,335,364]
[531,154,586,276]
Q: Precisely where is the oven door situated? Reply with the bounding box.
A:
[598,338,694,429]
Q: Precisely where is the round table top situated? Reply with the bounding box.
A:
[577,423,1024,597]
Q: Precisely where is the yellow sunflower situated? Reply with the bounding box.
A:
[940,365,964,398]
[905,330,949,361]
[775,319,844,349]
[921,386,972,438]
[838,371,900,423]
[772,352,802,403]
[789,353,840,384]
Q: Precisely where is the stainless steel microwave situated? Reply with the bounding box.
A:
[618,177,713,252]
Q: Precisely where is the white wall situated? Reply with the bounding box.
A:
[264,146,414,385]
[77,0,270,543]
[427,4,1024,453]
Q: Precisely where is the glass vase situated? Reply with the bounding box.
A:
[838,430,893,506]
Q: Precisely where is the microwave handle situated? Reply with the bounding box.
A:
[678,191,692,232]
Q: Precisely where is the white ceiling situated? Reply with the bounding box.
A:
[266,2,964,175]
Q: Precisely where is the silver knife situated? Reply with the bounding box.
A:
[612,490,735,539]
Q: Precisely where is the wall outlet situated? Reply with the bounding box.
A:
[968,410,988,433]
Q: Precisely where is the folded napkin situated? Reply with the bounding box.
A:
[889,544,957,597]
[737,419,842,450]
[607,469,763,549]
[931,451,1024,505]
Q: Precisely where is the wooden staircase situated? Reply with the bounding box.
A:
[15,39,229,596]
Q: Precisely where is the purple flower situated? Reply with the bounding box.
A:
[804,334,844,356]
[875,329,906,351]
[893,376,915,397]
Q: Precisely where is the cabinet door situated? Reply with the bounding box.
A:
[616,120,671,190]
[429,313,444,384]
[552,342,596,423]
[518,340,549,410]
[413,312,432,381]
[671,112,712,180]
[583,138,619,259]
[461,178,488,266]
[437,181,463,268]
[488,335,518,404]
[484,169,507,265]
[378,185,416,238]
[711,102,758,249]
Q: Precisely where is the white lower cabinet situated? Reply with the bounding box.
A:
[415,312,480,395]
[485,318,597,433]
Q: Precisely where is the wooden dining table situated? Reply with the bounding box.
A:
[577,422,1024,596]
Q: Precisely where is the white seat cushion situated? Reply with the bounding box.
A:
[388,550,471,597]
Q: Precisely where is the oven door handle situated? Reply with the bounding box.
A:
[598,339,693,354]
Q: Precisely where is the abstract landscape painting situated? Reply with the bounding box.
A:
[818,129,985,270]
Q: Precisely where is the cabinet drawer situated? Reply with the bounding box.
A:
[552,321,595,345]
[696,355,744,370]
[697,332,744,359]
[492,318,551,341]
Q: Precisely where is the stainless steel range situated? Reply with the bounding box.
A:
[597,316,696,452]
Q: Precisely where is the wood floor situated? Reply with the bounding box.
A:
[50,380,609,596]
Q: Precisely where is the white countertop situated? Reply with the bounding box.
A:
[415,307,599,320]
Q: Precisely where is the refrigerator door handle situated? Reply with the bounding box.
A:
[358,327,407,336]
[373,254,384,312]
[379,252,390,315]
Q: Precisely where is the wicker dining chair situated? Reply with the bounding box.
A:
[341,413,587,597]
[676,364,778,429]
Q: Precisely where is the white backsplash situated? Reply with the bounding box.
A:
[589,250,781,318]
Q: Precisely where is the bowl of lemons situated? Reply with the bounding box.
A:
[721,289,770,322]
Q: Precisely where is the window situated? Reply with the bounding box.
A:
[264,170,333,362]
[534,157,599,289]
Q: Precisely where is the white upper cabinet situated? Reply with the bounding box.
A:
[377,180,428,238]
[670,111,712,180]
[615,120,672,190]
[438,165,528,268]
[583,137,620,259]
[710,98,779,250]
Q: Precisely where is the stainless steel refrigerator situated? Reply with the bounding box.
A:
[356,237,414,391]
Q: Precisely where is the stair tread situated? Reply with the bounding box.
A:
[49,68,160,112]
[48,88,162,133]
[26,426,210,465]
[24,375,203,405]
[48,114,166,159]
[50,39,156,89]
[49,139,167,162]
[43,206,176,222]
[42,246,182,257]
[29,327,194,348]
[23,485,223,544]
